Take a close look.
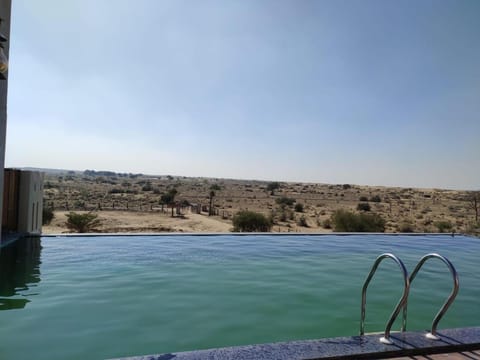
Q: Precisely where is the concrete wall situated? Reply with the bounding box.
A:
[2,168,20,231]
[0,0,12,244]
[17,171,44,234]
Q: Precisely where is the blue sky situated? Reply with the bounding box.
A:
[5,0,480,189]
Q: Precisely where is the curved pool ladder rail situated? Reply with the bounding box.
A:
[360,253,410,345]
[403,253,459,340]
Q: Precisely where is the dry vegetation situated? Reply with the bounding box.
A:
[42,170,479,235]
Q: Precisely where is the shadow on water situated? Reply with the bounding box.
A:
[0,236,42,310]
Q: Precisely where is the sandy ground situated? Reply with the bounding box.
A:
[43,211,233,234]
[41,172,480,235]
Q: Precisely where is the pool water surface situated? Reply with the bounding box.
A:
[0,234,479,360]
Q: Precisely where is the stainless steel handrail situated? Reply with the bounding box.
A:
[404,253,459,340]
[360,253,410,344]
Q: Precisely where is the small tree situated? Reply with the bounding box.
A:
[294,203,304,212]
[232,210,272,232]
[160,188,178,217]
[266,182,280,195]
[208,184,221,216]
[65,212,102,233]
[42,206,54,225]
[467,191,479,223]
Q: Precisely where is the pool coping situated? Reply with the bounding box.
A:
[112,327,480,360]
[41,232,468,237]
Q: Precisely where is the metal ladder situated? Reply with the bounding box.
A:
[403,253,460,340]
[360,252,459,344]
[360,253,410,344]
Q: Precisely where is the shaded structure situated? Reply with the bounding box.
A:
[0,0,11,245]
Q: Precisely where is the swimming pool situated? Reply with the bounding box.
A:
[0,234,479,359]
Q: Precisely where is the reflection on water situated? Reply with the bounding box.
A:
[0,236,41,310]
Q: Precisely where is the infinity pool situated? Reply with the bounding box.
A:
[0,234,479,360]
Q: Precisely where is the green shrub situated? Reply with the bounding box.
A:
[357,202,371,211]
[331,209,385,232]
[42,207,54,225]
[435,221,453,233]
[294,203,304,212]
[65,212,102,233]
[232,211,272,232]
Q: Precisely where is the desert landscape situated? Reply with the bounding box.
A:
[40,169,480,235]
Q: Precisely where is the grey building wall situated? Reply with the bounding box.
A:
[17,171,44,234]
[0,0,12,244]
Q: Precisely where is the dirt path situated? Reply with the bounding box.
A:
[42,211,233,234]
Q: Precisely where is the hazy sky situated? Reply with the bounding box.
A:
[5,0,480,189]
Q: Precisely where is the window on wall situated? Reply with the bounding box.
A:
[35,201,39,230]
[31,202,35,232]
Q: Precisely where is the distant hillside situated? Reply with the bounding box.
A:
[11,167,79,175]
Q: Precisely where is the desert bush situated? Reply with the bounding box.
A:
[294,203,304,212]
[109,188,124,194]
[44,182,54,189]
[297,215,308,227]
[289,211,295,220]
[435,220,453,233]
[399,222,415,233]
[342,184,351,189]
[42,206,54,225]
[359,196,368,201]
[322,218,332,229]
[142,184,153,191]
[65,212,102,233]
[357,202,371,211]
[74,200,86,209]
[331,209,385,232]
[268,211,277,225]
[276,197,295,206]
[465,222,480,237]
[232,210,272,232]
[370,195,382,203]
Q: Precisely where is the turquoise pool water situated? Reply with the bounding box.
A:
[0,234,479,360]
